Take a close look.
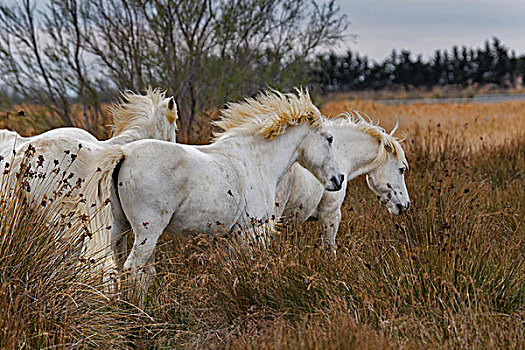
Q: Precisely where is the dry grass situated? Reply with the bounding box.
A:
[144,134,524,349]
[0,99,523,349]
[0,146,170,349]
[141,100,524,348]
[321,100,525,147]
[0,103,112,139]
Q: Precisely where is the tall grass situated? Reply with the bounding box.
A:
[1,102,523,348]
[136,126,523,348]
[0,146,166,349]
[321,100,525,148]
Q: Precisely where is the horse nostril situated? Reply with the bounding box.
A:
[338,174,344,185]
[396,203,404,214]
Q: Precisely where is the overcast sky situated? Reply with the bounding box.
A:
[337,0,525,60]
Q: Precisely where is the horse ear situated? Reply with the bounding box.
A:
[168,97,175,111]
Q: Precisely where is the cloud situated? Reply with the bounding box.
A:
[337,0,525,59]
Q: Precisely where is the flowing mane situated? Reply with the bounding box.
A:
[330,109,408,168]
[213,89,322,140]
[109,87,177,136]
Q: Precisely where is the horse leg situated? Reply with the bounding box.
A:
[122,214,171,301]
[317,183,346,254]
[319,207,341,254]
[110,191,131,270]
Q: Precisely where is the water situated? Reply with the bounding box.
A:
[375,93,525,105]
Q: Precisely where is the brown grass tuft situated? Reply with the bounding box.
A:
[0,147,168,349]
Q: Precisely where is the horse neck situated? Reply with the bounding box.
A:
[329,125,381,180]
[216,124,309,186]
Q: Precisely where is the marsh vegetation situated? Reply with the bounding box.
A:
[0,100,523,349]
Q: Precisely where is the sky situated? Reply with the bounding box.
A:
[337,0,525,61]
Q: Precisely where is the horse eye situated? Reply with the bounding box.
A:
[399,167,405,174]
[327,136,333,144]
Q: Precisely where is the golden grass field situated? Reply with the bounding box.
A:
[1,99,524,349]
[322,99,525,146]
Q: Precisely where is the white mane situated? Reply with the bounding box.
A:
[109,87,177,137]
[330,109,408,168]
[213,89,323,141]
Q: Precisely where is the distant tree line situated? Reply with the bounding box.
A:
[314,37,525,93]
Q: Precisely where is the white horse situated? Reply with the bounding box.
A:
[1,88,177,159]
[84,89,345,291]
[4,88,178,278]
[0,128,101,155]
[275,110,411,251]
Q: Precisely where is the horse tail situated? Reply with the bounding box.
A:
[80,146,126,281]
